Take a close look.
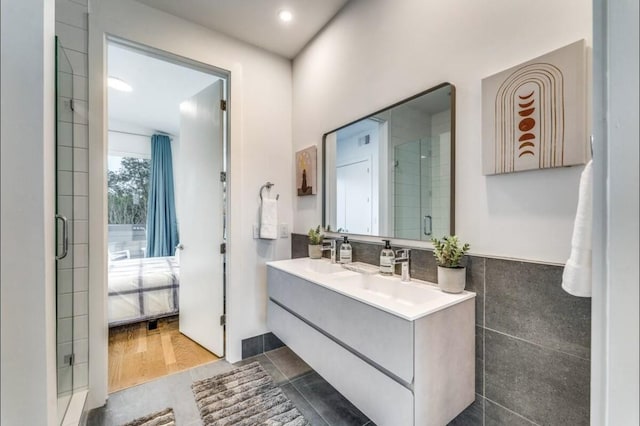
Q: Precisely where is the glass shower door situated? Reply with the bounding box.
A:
[55,37,75,425]
[393,140,421,240]
[426,133,451,239]
[419,138,433,241]
[394,137,445,241]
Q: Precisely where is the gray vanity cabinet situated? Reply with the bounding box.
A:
[267,264,476,426]
[268,267,414,384]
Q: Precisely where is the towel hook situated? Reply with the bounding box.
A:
[260,182,279,201]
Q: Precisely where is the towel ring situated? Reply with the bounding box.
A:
[260,182,279,201]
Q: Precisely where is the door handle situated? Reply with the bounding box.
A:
[56,214,69,260]
[176,244,184,250]
[423,215,432,237]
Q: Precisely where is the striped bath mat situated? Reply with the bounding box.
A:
[121,408,175,426]
[192,362,309,425]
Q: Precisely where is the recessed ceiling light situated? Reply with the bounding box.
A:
[278,9,293,23]
[108,77,132,92]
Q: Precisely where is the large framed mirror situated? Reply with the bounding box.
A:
[323,82,455,241]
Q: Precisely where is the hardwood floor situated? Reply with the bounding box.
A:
[108,316,219,392]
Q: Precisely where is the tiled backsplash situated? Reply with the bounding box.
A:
[291,234,591,425]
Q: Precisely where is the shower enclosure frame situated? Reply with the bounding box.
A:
[55,36,91,426]
[55,36,76,424]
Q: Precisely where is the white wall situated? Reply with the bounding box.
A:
[108,128,153,159]
[0,0,57,424]
[293,0,591,263]
[88,0,292,408]
[108,131,152,159]
[591,0,639,423]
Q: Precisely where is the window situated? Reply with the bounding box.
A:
[108,156,150,259]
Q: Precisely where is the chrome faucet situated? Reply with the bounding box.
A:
[321,239,337,263]
[394,249,411,282]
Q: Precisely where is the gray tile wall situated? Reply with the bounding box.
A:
[291,233,309,259]
[291,234,591,425]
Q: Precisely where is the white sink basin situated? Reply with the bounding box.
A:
[267,257,475,320]
[335,273,447,307]
[300,258,351,275]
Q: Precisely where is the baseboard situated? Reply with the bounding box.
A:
[241,332,285,359]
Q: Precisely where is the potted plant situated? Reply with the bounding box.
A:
[308,225,324,259]
[432,235,470,293]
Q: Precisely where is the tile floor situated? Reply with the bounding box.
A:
[87,346,373,426]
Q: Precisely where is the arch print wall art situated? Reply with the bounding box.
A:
[482,40,588,175]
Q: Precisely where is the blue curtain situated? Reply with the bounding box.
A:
[146,134,179,257]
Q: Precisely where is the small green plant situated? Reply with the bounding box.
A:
[432,235,470,268]
[308,225,324,245]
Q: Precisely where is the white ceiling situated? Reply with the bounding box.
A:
[108,43,220,136]
[134,0,350,58]
[109,1,350,135]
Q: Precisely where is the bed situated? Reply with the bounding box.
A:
[108,256,179,327]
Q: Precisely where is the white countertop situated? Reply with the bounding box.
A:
[267,257,475,321]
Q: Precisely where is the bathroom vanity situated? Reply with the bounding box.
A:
[266,257,475,426]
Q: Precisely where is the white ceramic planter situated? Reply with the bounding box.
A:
[437,266,466,293]
[308,244,322,259]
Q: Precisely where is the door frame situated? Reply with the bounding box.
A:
[105,36,229,351]
[88,25,233,409]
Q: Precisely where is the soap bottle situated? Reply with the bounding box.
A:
[379,239,395,275]
[339,236,352,264]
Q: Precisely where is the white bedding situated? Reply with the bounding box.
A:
[108,256,179,326]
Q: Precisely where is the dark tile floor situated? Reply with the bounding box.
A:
[87,346,373,426]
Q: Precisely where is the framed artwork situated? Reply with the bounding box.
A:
[482,40,588,175]
[296,145,317,196]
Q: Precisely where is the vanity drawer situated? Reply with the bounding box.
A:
[268,300,414,426]
[267,266,414,384]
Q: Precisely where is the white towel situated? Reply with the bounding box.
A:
[260,198,278,240]
[562,160,592,297]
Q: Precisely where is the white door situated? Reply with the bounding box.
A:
[336,159,372,234]
[177,80,225,356]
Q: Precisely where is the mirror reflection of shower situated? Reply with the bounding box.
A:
[393,133,450,241]
[327,84,453,241]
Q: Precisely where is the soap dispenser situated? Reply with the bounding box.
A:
[339,236,352,264]
[379,240,395,275]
